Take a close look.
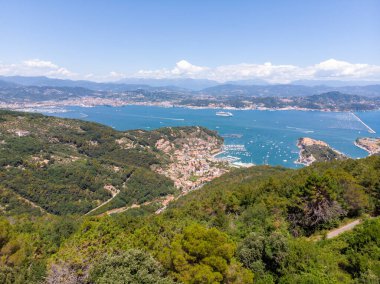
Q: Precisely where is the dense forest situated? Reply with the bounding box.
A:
[0,110,379,283]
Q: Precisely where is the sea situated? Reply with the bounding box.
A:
[40,106,380,169]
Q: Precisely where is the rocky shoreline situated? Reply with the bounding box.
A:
[355,138,380,155]
[296,137,347,166]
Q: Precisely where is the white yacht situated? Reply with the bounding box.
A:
[216,111,233,117]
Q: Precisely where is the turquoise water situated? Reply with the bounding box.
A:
[45,106,379,168]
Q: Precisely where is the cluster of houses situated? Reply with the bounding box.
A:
[155,136,228,192]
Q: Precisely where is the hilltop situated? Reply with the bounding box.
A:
[0,110,224,216]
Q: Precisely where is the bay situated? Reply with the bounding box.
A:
[43,106,379,168]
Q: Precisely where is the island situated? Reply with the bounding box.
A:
[355,137,380,155]
[296,137,347,166]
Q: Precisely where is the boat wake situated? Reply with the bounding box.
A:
[286,126,314,133]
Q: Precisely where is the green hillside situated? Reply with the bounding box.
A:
[0,110,221,216]
[0,110,379,283]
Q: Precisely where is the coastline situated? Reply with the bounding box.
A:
[295,139,316,166]
[2,100,380,114]
[354,141,371,155]
[354,139,380,156]
[295,137,347,166]
[212,150,255,168]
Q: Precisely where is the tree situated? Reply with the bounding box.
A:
[166,224,253,283]
[288,174,346,235]
[89,249,174,284]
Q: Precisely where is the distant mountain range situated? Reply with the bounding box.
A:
[291,79,380,87]
[0,76,188,92]
[116,78,219,90]
[201,83,380,97]
[1,75,380,98]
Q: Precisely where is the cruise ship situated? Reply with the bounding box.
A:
[216,111,233,117]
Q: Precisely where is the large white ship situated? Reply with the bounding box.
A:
[216,111,233,117]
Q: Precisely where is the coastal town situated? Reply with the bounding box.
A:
[153,128,229,192]
[1,82,380,114]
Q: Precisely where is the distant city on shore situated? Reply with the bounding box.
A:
[1,75,380,112]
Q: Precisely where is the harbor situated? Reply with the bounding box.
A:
[43,105,380,168]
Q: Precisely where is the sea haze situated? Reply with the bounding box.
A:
[43,106,380,168]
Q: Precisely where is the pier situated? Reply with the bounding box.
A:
[350,112,376,134]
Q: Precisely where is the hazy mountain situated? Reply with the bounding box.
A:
[0,85,103,102]
[0,76,189,92]
[1,76,380,97]
[200,83,380,97]
[0,79,19,88]
[117,78,219,90]
[224,79,270,85]
[291,79,380,87]
[200,84,317,97]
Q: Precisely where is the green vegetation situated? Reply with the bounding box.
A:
[1,156,379,283]
[300,144,346,163]
[0,110,379,283]
[89,249,174,284]
[0,111,221,215]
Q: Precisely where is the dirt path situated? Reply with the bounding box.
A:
[17,195,48,214]
[100,203,141,216]
[92,179,206,217]
[85,174,134,216]
[326,219,361,239]
[97,194,176,216]
[85,189,120,216]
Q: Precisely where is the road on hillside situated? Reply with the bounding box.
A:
[326,219,361,239]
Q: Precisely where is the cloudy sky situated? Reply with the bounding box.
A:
[1,1,379,83]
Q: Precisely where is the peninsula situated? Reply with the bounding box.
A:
[355,137,380,155]
[296,137,347,166]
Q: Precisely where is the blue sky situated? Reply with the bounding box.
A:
[0,0,379,82]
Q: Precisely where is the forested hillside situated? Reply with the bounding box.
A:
[1,136,379,283]
[0,110,221,216]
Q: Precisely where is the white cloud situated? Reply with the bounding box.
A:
[137,60,208,79]
[0,59,77,79]
[310,59,380,79]
[0,58,379,83]
[172,60,208,74]
[135,59,380,83]
[23,59,58,69]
